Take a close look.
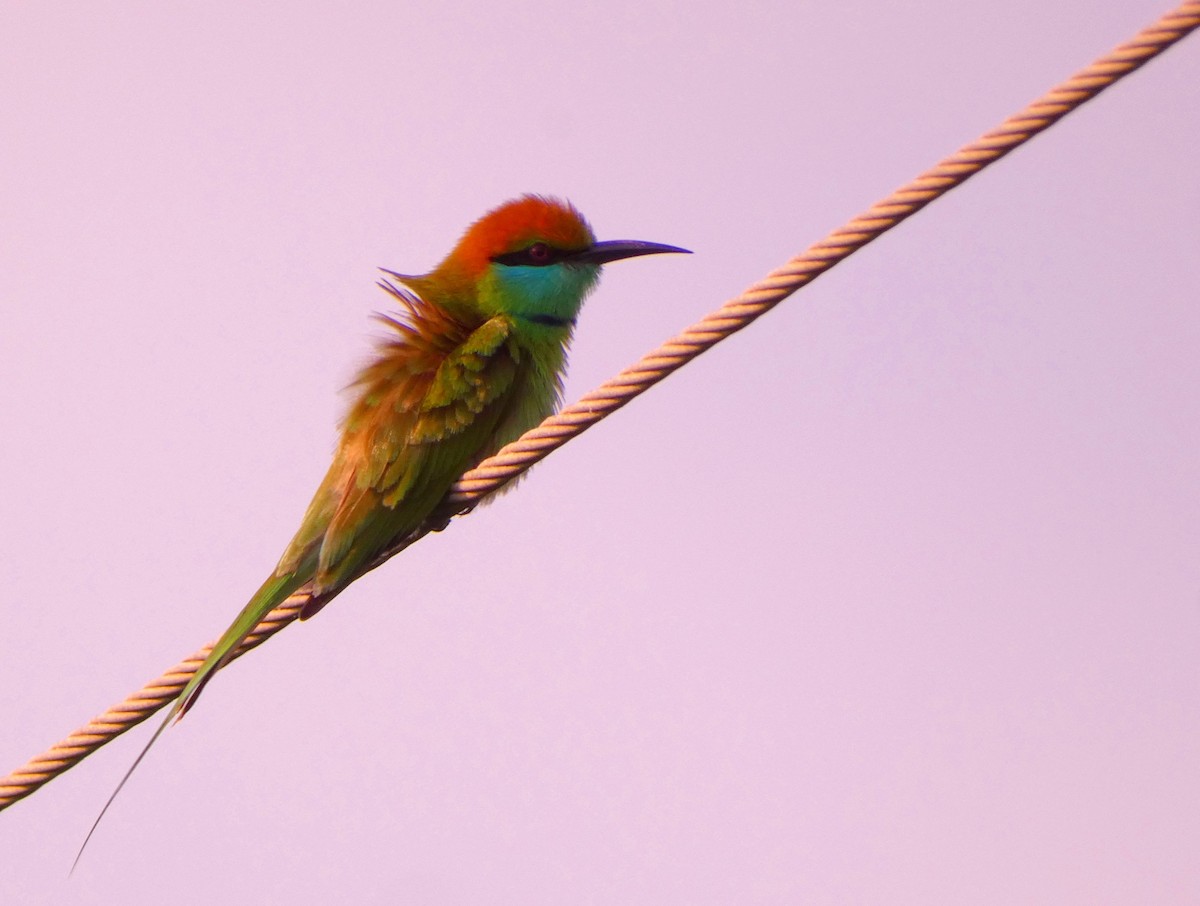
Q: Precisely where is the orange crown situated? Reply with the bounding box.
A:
[441,195,595,277]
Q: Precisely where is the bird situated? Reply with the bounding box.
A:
[75,194,688,865]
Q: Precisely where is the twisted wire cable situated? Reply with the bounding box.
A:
[3,0,1197,812]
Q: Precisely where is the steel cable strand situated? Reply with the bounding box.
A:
[2,0,1196,812]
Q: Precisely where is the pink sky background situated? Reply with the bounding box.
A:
[2,2,1198,902]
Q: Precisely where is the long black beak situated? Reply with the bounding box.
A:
[569,239,691,265]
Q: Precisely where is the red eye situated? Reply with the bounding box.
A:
[527,242,551,263]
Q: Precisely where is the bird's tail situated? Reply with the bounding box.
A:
[175,570,307,719]
[73,569,307,872]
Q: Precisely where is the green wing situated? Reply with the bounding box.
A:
[188,315,526,713]
[309,314,522,593]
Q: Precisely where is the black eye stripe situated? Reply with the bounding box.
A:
[491,244,569,267]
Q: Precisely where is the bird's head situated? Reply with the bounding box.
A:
[395,195,689,328]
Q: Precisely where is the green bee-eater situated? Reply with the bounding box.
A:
[78,195,687,861]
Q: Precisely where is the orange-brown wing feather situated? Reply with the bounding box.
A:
[276,286,523,602]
